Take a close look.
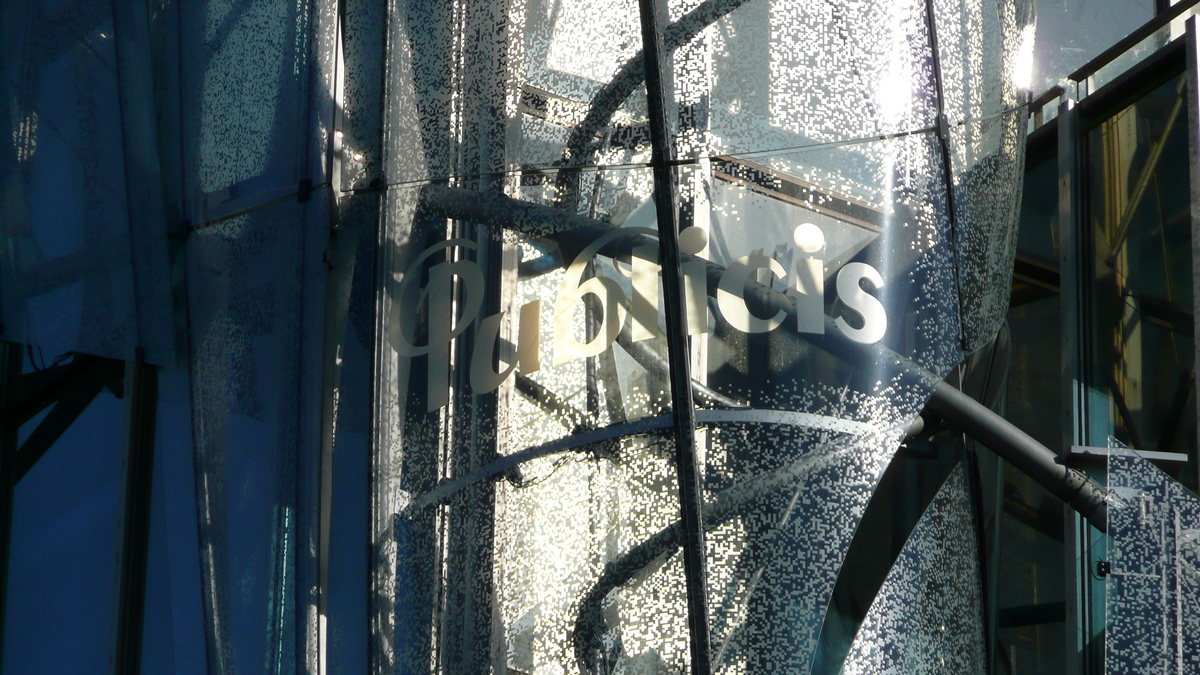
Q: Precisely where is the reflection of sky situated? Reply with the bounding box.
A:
[1032,0,1154,94]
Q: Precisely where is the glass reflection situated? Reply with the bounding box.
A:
[1031,0,1154,95]
[372,0,1032,671]
[1086,72,1196,489]
[5,369,125,674]
[994,152,1067,674]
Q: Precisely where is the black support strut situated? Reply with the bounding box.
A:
[926,381,1108,532]
[636,0,714,671]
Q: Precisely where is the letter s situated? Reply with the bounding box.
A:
[834,262,886,344]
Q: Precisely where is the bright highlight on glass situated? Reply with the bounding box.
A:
[1013,24,1036,92]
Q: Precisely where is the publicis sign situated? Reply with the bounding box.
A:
[391,223,886,410]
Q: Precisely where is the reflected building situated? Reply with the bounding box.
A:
[0,0,1198,673]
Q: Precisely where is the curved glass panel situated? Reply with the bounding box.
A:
[932,0,1032,125]
[371,0,1031,672]
[951,107,1029,352]
[1105,450,1200,674]
[178,0,315,198]
[667,0,938,159]
[840,462,986,675]
[376,0,651,190]
[934,0,1032,351]
[685,135,963,672]
[185,194,330,673]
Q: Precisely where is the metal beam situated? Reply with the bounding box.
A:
[636,0,714,670]
[924,0,968,351]
[1186,15,1200,494]
[0,344,21,674]
[925,382,1108,532]
[4,354,107,427]
[13,359,122,482]
[113,359,157,675]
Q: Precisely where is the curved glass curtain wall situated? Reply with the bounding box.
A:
[368,0,1032,672]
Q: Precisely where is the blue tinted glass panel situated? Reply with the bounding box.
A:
[139,369,207,675]
[184,192,330,673]
[3,389,125,674]
[0,1,137,361]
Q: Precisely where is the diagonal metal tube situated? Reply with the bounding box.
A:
[926,381,1108,532]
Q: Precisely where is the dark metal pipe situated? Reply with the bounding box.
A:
[926,381,1108,532]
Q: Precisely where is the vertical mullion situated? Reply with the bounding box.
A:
[0,343,21,674]
[634,1,712,673]
[1184,16,1200,491]
[923,0,968,352]
[1057,100,1083,455]
[113,358,158,675]
[322,5,349,670]
[1057,97,1084,675]
[1058,98,1102,675]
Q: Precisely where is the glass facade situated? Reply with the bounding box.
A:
[2,1,1200,675]
[1106,445,1200,674]
[1086,72,1196,483]
[995,141,1068,675]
